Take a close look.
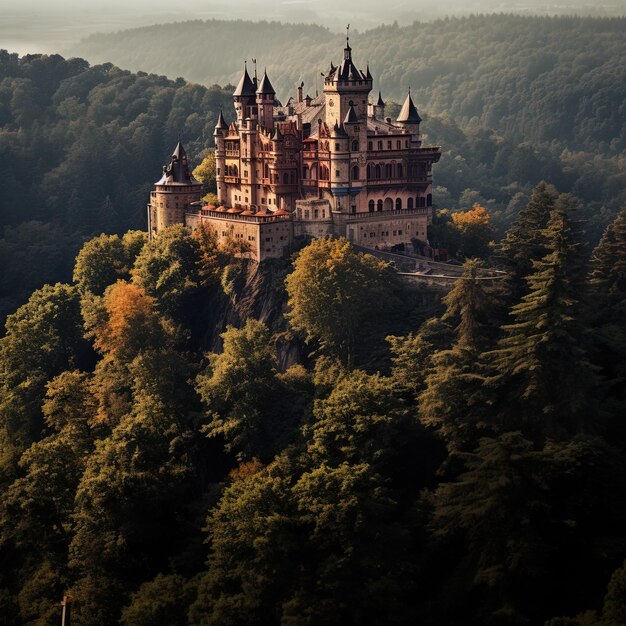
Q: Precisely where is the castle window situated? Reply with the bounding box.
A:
[234,166,239,176]
[387,140,392,149]
[396,198,402,210]
[377,200,383,212]
[283,173,289,184]
[377,140,383,150]
[397,164,403,177]
[368,141,372,150]
[305,209,310,219]
[385,164,392,178]
[369,200,375,212]
[303,166,308,179]
[408,197,414,209]
[351,140,359,151]
[335,143,340,151]
[351,166,359,181]
[244,170,248,177]
[397,140,401,149]
[406,140,409,148]
[335,169,340,177]
[419,197,426,208]
[427,193,432,206]
[322,209,326,218]
[375,164,381,179]
[217,168,221,175]
[398,230,402,235]
[314,209,319,218]
[367,164,372,179]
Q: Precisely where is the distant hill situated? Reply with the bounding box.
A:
[69,15,626,154]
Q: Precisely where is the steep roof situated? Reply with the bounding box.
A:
[330,120,349,138]
[233,66,255,97]
[397,91,422,124]
[156,141,200,186]
[377,91,385,106]
[344,105,358,124]
[215,110,228,130]
[256,70,276,95]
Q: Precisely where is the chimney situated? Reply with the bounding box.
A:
[297,81,304,103]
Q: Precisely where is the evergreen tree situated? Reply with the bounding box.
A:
[419,259,497,451]
[487,206,596,439]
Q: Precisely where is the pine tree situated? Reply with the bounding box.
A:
[419,259,497,451]
[496,181,559,300]
[488,206,596,439]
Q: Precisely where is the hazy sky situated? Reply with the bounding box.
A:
[2,0,625,56]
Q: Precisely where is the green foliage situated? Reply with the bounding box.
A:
[285,237,393,366]
[487,205,596,438]
[73,231,147,296]
[131,224,201,321]
[192,149,217,197]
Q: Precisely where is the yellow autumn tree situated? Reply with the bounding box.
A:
[451,203,495,258]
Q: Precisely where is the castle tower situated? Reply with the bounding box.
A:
[233,64,256,122]
[256,70,276,129]
[396,89,422,146]
[373,91,385,119]
[148,141,203,236]
[214,111,228,205]
[323,30,372,128]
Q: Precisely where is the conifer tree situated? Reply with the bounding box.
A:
[488,205,595,439]
[419,259,497,451]
[496,181,559,299]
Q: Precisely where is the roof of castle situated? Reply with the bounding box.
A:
[344,105,358,124]
[156,141,201,186]
[215,110,228,130]
[377,91,385,106]
[233,66,256,97]
[257,70,276,95]
[397,91,422,124]
[330,120,349,138]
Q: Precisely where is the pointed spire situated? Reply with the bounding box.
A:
[331,119,348,138]
[397,90,422,124]
[257,69,276,96]
[172,140,187,160]
[215,110,228,129]
[158,140,199,185]
[377,90,385,106]
[344,105,358,124]
[366,64,372,80]
[233,63,256,97]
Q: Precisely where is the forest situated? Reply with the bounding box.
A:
[1,46,625,326]
[0,185,625,625]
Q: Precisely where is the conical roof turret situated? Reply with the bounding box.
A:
[397,90,422,124]
[233,65,256,97]
[257,70,276,95]
[157,140,199,185]
[377,91,385,106]
[330,120,349,138]
[214,110,228,134]
[344,105,358,124]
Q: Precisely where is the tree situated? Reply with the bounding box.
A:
[73,231,147,296]
[196,319,298,461]
[419,259,497,450]
[131,224,201,321]
[192,149,217,199]
[487,206,596,439]
[451,203,495,259]
[285,237,393,367]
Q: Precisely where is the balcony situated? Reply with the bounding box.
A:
[344,207,430,221]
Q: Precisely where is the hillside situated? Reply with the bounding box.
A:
[69,15,626,154]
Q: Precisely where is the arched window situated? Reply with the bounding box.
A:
[303,165,309,179]
[397,164,403,178]
[369,200,375,212]
[233,165,239,177]
[419,196,426,208]
[384,198,393,211]
[427,193,433,206]
[367,164,372,179]
[377,199,383,212]
[351,165,359,181]
[311,164,317,179]
[385,164,392,178]
[264,164,269,178]
[396,198,402,210]
[375,164,381,179]
[283,172,289,184]
[351,140,359,151]
[407,197,414,209]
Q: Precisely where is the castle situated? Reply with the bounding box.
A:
[147,34,441,261]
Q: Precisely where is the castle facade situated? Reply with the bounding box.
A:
[148,36,441,261]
